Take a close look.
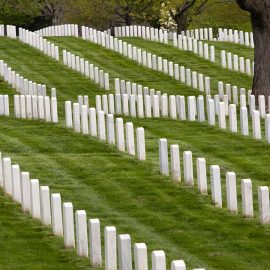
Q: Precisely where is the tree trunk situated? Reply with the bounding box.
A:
[235,0,270,108]
[125,12,133,26]
[176,14,188,34]
[251,12,270,107]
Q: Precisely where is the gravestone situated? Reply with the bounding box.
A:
[226,172,238,213]
[105,226,117,270]
[170,145,181,181]
[51,193,63,236]
[183,151,193,185]
[196,158,207,194]
[89,219,102,266]
[210,165,222,208]
[134,243,148,270]
[75,210,88,257]
[241,179,254,218]
[159,139,168,176]
[40,186,51,226]
[118,234,132,270]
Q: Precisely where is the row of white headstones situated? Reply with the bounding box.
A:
[22,24,212,96]
[179,27,254,47]
[1,26,108,96]
[114,25,254,77]
[172,33,215,62]
[0,23,266,268]
[79,26,251,108]
[4,24,248,113]
[80,27,212,94]
[0,94,58,122]
[1,24,79,39]
[62,50,110,90]
[1,47,269,147]
[15,24,255,82]
[175,27,254,47]
[113,25,169,43]
[65,100,146,160]
[113,25,254,48]
[158,138,270,225]
[68,92,270,225]
[0,40,204,268]
[18,27,60,61]
[0,153,202,270]
[35,24,79,37]
[217,28,254,47]
[1,59,269,227]
[172,33,254,77]
[179,27,254,48]
[0,25,16,38]
[3,21,268,221]
[221,50,254,76]
[6,25,110,92]
[0,59,50,96]
[13,94,58,122]
[0,59,58,122]
[112,79,269,142]
[1,25,267,145]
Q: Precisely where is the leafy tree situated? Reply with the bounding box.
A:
[64,0,113,29]
[64,0,161,30]
[109,0,158,26]
[0,0,40,25]
[39,0,66,25]
[161,0,230,34]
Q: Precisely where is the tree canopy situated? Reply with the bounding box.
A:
[0,0,250,32]
[0,0,40,25]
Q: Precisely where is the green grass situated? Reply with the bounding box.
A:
[117,37,253,91]
[190,1,251,32]
[207,41,254,61]
[47,36,254,97]
[0,36,270,269]
[0,188,91,270]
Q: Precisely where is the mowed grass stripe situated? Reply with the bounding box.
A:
[117,37,253,90]
[0,190,91,270]
[0,35,268,190]
[0,117,270,270]
[0,35,270,269]
[48,37,204,97]
[38,36,270,185]
[0,37,104,113]
[48,36,252,94]
[207,41,254,60]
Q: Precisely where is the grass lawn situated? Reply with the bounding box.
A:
[0,36,269,270]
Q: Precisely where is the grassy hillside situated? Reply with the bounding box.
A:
[0,34,269,270]
[190,1,251,32]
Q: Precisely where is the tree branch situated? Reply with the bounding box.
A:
[235,0,262,13]
[169,8,176,21]
[178,0,196,14]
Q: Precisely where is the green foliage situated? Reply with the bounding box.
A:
[0,0,41,25]
[64,0,111,29]
[64,0,161,28]
[160,0,251,32]
[0,0,251,32]
[190,0,251,32]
